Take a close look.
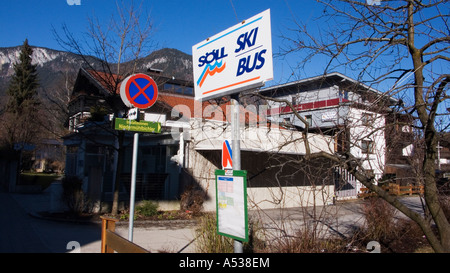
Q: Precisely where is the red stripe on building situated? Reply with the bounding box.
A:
[267,98,348,116]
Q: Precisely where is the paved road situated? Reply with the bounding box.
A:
[0,190,52,252]
[0,189,101,253]
[1,186,428,253]
[0,189,196,253]
[249,196,428,240]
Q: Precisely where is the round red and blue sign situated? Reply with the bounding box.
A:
[120,73,158,109]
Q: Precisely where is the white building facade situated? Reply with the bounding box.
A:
[260,73,396,199]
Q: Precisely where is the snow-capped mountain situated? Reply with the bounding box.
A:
[130,48,193,81]
[0,47,57,70]
[0,45,193,103]
[0,46,95,102]
[0,46,80,77]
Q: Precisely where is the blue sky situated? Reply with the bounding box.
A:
[1,1,448,127]
[1,0,447,97]
[0,0,323,84]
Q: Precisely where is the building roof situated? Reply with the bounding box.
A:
[260,72,398,105]
[85,69,123,95]
[71,68,269,126]
[158,92,267,125]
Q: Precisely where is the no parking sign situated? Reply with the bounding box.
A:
[120,73,158,109]
[118,73,159,242]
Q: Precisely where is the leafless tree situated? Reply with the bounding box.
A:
[53,0,155,216]
[274,0,449,252]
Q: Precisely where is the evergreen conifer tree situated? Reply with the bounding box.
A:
[1,39,41,149]
[6,39,39,114]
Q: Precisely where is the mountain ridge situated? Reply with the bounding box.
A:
[0,46,193,104]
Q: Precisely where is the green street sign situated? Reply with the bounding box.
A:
[114,118,161,133]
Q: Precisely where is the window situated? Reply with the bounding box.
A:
[361,140,375,154]
[361,113,373,126]
[339,89,348,101]
[282,116,292,128]
[185,86,194,95]
[164,83,193,95]
[67,146,78,154]
[305,115,312,126]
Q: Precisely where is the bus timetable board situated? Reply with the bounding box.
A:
[215,169,248,242]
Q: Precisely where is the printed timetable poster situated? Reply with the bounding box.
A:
[214,169,248,242]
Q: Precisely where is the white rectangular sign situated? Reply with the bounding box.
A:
[192,9,273,101]
[215,170,248,242]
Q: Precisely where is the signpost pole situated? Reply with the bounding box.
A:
[231,94,243,253]
[118,73,159,243]
[128,132,139,242]
[192,9,272,254]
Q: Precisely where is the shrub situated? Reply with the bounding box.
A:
[195,213,234,253]
[262,227,352,253]
[361,197,397,241]
[194,213,265,253]
[180,185,205,215]
[136,200,159,217]
[61,176,87,215]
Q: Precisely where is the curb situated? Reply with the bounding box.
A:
[29,212,102,225]
[29,211,198,227]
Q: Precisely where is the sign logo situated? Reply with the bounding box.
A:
[197,60,226,88]
[197,47,228,87]
[222,140,233,169]
[120,74,158,109]
[192,9,273,101]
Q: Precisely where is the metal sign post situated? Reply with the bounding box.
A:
[231,94,243,253]
[128,132,139,242]
[118,73,159,242]
[192,9,273,254]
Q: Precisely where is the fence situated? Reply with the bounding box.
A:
[100,216,150,253]
[121,173,168,200]
[334,167,358,198]
[359,183,424,198]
